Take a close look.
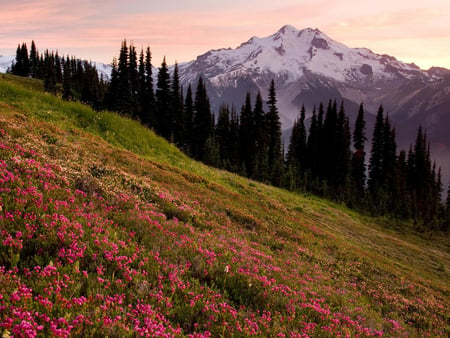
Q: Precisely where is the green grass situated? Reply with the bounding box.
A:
[0,74,449,336]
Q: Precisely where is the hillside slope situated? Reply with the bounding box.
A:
[0,74,449,337]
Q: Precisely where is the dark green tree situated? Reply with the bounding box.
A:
[216,104,232,168]
[253,91,269,182]
[43,50,57,94]
[351,103,367,197]
[62,56,72,100]
[171,63,184,145]
[183,84,194,155]
[239,92,255,177]
[192,76,212,160]
[140,47,156,127]
[368,106,385,194]
[155,57,172,138]
[266,80,283,186]
[29,40,38,78]
[128,43,140,117]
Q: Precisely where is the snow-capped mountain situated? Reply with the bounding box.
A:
[177,25,450,182]
[0,55,15,73]
[177,25,450,167]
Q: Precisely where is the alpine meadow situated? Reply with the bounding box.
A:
[1,24,450,337]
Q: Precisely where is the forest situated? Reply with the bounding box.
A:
[9,40,450,230]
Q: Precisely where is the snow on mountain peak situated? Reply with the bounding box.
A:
[179,25,426,86]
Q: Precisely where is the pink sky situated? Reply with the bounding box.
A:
[1,0,449,69]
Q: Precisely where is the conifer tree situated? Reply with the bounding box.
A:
[306,105,319,179]
[62,56,72,100]
[192,76,212,160]
[266,80,283,186]
[155,57,171,138]
[107,40,132,114]
[444,182,450,231]
[171,63,184,145]
[216,104,232,168]
[229,107,241,172]
[55,51,62,83]
[128,43,140,117]
[43,50,57,94]
[239,92,255,177]
[334,102,351,195]
[286,104,307,188]
[368,106,385,194]
[253,91,269,182]
[140,47,156,127]
[183,84,194,155]
[29,40,38,78]
[351,103,367,197]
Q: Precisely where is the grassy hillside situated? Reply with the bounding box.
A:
[0,74,449,337]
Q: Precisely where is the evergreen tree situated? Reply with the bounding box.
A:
[12,43,29,76]
[140,47,156,127]
[155,57,172,138]
[253,91,269,182]
[171,63,184,145]
[43,50,57,94]
[382,115,397,192]
[334,102,351,196]
[29,40,38,78]
[351,103,367,197]
[183,84,194,155]
[128,43,140,117]
[368,106,385,194]
[192,76,212,160]
[106,40,132,114]
[55,51,62,83]
[203,134,221,168]
[444,182,450,231]
[62,56,72,100]
[286,104,307,189]
[228,107,241,172]
[266,80,283,186]
[239,92,255,177]
[306,105,319,179]
[216,104,232,168]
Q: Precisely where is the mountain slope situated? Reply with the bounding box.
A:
[0,74,449,336]
[177,25,450,150]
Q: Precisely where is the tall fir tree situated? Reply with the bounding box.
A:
[192,76,212,160]
[368,105,385,195]
[351,103,367,198]
[216,104,232,168]
[183,84,194,155]
[266,80,283,186]
[286,104,307,189]
[43,50,57,94]
[140,47,156,127]
[155,57,172,138]
[62,56,72,100]
[239,92,255,177]
[128,43,140,117]
[253,91,269,182]
[29,40,38,78]
[171,63,184,145]
[334,102,351,195]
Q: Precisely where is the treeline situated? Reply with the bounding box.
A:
[10,41,107,109]
[9,40,450,230]
[286,102,448,230]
